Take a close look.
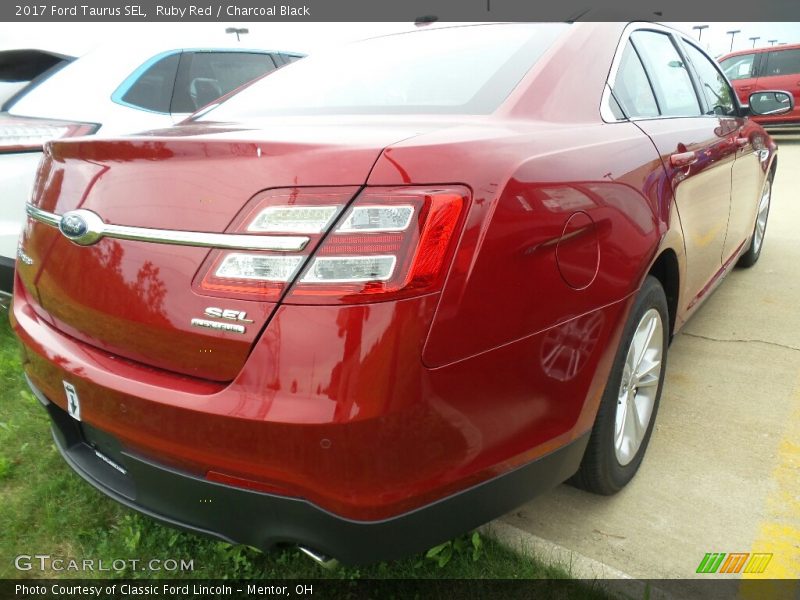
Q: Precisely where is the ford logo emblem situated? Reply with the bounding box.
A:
[58,210,104,246]
[59,213,89,239]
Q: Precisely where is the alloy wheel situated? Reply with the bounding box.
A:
[614,308,664,466]
[753,179,771,256]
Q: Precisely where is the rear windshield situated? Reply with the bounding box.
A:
[198,24,567,118]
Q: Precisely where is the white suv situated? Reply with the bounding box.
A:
[0,40,302,294]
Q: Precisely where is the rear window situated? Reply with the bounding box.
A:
[0,49,74,110]
[612,41,659,118]
[119,52,180,113]
[0,49,72,82]
[171,52,277,113]
[764,48,800,77]
[199,24,568,119]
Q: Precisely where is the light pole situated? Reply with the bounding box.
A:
[769,39,778,46]
[692,25,709,42]
[749,36,760,48]
[225,27,249,42]
[726,30,741,52]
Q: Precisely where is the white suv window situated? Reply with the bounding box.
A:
[171,52,278,113]
[118,52,180,113]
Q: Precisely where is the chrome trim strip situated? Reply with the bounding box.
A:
[26,204,61,227]
[25,204,309,252]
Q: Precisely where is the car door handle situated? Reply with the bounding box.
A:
[739,85,754,91]
[669,151,698,167]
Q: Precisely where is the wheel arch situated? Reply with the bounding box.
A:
[646,248,680,341]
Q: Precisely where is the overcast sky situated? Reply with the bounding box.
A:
[0,22,416,55]
[667,22,800,56]
[0,21,798,58]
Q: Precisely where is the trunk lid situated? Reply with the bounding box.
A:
[19,118,431,381]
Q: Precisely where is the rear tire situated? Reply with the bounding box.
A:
[737,176,772,269]
[570,275,669,495]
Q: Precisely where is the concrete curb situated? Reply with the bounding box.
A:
[481,520,674,599]
[481,520,633,579]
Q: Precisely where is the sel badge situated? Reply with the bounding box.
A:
[63,381,81,421]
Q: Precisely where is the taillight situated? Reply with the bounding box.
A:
[194,187,359,302]
[0,115,99,153]
[195,185,468,305]
[286,186,468,304]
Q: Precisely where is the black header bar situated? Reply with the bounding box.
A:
[3,0,800,22]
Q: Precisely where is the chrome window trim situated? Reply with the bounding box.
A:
[600,22,732,124]
[25,204,309,252]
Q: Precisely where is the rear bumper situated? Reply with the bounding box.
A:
[33,376,588,564]
[12,257,625,560]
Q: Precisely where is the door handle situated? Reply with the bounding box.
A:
[670,151,698,167]
[739,85,754,91]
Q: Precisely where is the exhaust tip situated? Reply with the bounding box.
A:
[298,546,339,570]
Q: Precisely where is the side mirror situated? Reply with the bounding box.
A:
[748,90,795,116]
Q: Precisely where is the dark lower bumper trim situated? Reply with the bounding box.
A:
[38,378,588,564]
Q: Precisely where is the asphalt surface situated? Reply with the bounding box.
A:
[499,135,800,594]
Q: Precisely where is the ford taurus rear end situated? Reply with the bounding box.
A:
[10,22,708,562]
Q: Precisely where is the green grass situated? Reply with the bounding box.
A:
[0,306,607,594]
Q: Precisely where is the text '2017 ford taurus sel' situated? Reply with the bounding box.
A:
[10,22,792,563]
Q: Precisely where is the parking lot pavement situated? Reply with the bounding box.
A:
[497,137,800,593]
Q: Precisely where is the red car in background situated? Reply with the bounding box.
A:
[10,23,793,564]
[720,43,800,129]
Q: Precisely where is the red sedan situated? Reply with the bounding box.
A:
[10,23,792,564]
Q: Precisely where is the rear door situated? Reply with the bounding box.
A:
[680,38,760,263]
[754,47,800,124]
[611,28,737,307]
